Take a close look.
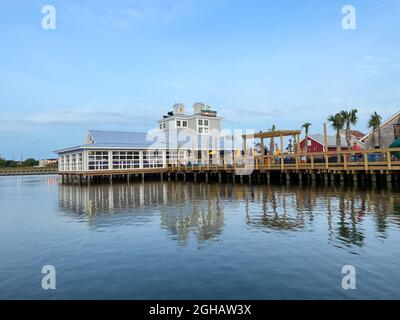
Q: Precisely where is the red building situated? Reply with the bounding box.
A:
[299,134,348,153]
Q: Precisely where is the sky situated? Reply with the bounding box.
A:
[0,0,400,159]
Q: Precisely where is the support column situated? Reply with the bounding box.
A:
[205,173,209,183]
[299,172,303,185]
[340,173,345,185]
[194,172,197,183]
[330,173,335,185]
[266,172,271,185]
[371,172,377,185]
[386,172,392,186]
[311,173,316,185]
[353,173,358,185]
[142,173,145,183]
[324,173,329,185]
[218,172,222,183]
[240,175,243,184]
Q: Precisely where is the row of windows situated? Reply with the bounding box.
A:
[159,119,210,130]
[60,150,218,171]
[59,153,83,171]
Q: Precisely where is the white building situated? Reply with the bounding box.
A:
[55,103,227,172]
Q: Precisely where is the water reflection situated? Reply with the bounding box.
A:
[58,181,400,248]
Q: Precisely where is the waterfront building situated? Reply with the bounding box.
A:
[361,111,400,149]
[299,134,348,152]
[55,103,226,172]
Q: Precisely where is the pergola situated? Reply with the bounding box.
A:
[242,130,302,160]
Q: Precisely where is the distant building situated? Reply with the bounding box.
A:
[361,111,400,149]
[38,159,58,167]
[55,103,226,172]
[299,134,348,153]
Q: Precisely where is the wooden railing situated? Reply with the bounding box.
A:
[0,167,58,176]
[58,148,400,175]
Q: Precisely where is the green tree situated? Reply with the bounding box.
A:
[327,113,345,161]
[22,158,39,167]
[340,109,358,150]
[368,111,382,149]
[301,122,312,152]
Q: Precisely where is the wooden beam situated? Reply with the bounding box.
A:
[280,134,284,171]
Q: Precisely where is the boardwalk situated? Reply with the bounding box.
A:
[0,167,58,176]
[59,147,400,185]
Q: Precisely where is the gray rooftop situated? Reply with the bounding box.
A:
[308,134,347,148]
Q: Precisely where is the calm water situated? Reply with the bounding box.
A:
[1,175,400,300]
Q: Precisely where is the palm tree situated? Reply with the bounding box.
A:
[328,113,345,161]
[340,109,358,150]
[269,125,276,155]
[368,111,382,149]
[302,122,312,152]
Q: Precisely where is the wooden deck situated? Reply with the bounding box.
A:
[0,167,58,176]
[59,147,400,178]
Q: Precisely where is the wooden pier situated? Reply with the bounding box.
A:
[0,166,58,176]
[59,147,400,186]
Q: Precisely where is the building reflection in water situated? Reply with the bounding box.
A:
[58,181,400,247]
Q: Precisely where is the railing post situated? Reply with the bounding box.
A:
[364,151,369,171]
[311,155,314,170]
[344,152,348,171]
[387,151,392,170]
[295,154,299,170]
[325,152,329,170]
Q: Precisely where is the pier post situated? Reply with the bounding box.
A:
[386,172,392,186]
[160,173,163,182]
[340,173,345,185]
[266,172,271,185]
[175,173,179,182]
[183,173,186,182]
[240,175,243,184]
[218,172,222,183]
[205,173,209,183]
[168,172,171,182]
[194,172,197,183]
[127,174,130,184]
[110,175,113,184]
[232,173,236,184]
[142,173,145,183]
[324,173,329,186]
[249,174,252,185]
[311,173,316,185]
[257,173,261,184]
[353,173,358,186]
[286,173,290,186]
[371,173,377,186]
[298,173,303,185]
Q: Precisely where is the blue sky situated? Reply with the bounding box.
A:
[1,0,400,159]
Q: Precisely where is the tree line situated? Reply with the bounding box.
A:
[0,158,39,168]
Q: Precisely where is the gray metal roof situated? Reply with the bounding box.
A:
[309,134,347,148]
[55,130,228,154]
[89,130,152,145]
